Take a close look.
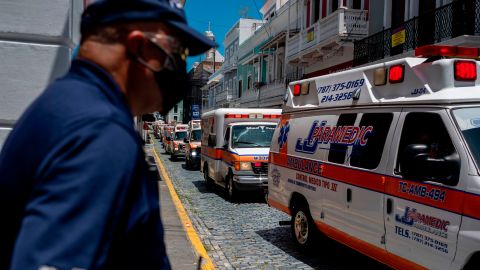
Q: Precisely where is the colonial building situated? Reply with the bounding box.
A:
[236,0,369,109]
[217,18,264,108]
[182,30,223,123]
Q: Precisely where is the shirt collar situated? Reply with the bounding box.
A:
[68,59,133,119]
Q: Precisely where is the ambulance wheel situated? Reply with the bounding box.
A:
[464,253,480,270]
[291,205,316,249]
[203,164,212,190]
[226,174,237,201]
[171,153,176,161]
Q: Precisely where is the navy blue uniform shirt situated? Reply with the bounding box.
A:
[0,60,170,270]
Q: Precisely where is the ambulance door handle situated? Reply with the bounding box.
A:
[386,198,393,214]
[347,188,352,202]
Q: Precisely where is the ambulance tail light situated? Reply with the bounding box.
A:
[293,84,301,96]
[454,61,477,81]
[389,64,405,83]
[415,45,480,59]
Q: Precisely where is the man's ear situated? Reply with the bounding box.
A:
[126,30,146,59]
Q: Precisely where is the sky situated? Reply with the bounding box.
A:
[184,0,263,70]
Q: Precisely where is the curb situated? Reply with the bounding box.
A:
[152,147,216,270]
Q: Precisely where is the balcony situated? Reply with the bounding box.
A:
[354,0,480,66]
[259,78,286,107]
[215,90,228,103]
[239,88,259,108]
[287,8,368,62]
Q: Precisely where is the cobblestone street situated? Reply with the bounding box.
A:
[153,140,390,270]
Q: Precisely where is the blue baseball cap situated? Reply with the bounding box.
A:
[81,0,216,56]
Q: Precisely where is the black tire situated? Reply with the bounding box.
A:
[171,153,176,161]
[464,253,480,270]
[203,164,212,190]
[225,174,237,201]
[291,205,317,249]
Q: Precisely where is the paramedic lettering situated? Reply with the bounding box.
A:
[295,120,373,154]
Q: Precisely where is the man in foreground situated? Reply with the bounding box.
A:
[0,0,214,269]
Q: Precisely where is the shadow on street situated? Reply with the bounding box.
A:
[255,226,392,270]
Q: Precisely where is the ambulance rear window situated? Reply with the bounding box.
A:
[350,113,393,170]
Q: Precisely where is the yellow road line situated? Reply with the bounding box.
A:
[152,147,216,270]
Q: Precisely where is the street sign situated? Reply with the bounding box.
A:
[192,104,200,120]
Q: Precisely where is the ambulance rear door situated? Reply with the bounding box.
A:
[385,108,465,269]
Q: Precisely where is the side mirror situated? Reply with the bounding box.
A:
[184,137,189,143]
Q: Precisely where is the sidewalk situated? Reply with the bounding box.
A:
[144,141,199,270]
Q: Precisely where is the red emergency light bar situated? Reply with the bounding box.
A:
[225,114,249,119]
[225,114,281,119]
[415,45,479,58]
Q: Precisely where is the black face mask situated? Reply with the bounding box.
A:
[150,53,190,114]
[133,49,190,115]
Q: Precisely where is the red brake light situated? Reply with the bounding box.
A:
[455,61,477,81]
[253,162,262,167]
[389,65,405,83]
[293,84,301,96]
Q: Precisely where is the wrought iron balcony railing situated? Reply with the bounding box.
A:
[354,0,480,66]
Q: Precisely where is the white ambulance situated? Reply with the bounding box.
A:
[168,123,188,160]
[184,122,202,169]
[201,108,281,199]
[268,45,480,270]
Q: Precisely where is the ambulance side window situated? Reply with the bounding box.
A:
[208,134,216,147]
[350,113,393,169]
[328,113,357,164]
[396,112,459,185]
[223,127,231,148]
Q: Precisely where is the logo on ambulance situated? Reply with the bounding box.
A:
[277,121,290,149]
[295,121,373,154]
[271,167,281,187]
[396,207,450,238]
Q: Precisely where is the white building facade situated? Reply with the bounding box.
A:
[0,0,84,149]
[234,0,369,109]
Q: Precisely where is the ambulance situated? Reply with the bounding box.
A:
[267,45,480,270]
[168,124,188,160]
[201,108,281,199]
[184,122,202,169]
